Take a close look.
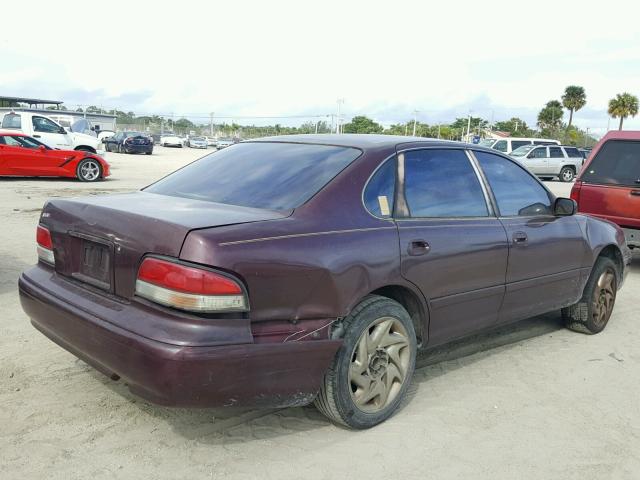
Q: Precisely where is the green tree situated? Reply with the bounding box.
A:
[561,85,586,130]
[450,116,488,131]
[608,92,639,130]
[537,100,563,131]
[342,116,383,134]
[494,117,530,136]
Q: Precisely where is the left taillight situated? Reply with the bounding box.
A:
[36,225,55,265]
[135,257,248,313]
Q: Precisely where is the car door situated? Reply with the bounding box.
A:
[473,150,587,323]
[0,135,62,175]
[395,148,509,347]
[31,115,73,149]
[548,146,565,175]
[523,146,548,175]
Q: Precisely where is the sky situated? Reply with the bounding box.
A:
[2,0,640,135]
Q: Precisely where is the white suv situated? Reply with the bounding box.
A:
[510,145,584,182]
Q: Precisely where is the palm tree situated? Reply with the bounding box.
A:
[608,92,639,130]
[561,85,586,130]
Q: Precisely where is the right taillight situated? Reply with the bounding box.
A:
[570,180,582,206]
[36,225,55,265]
[135,257,248,313]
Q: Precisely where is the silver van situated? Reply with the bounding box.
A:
[480,137,560,154]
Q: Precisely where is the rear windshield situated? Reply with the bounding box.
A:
[145,142,362,210]
[582,140,640,187]
[2,113,22,129]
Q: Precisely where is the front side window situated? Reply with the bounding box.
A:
[146,142,362,210]
[32,116,62,133]
[493,140,507,152]
[582,140,640,187]
[364,157,396,218]
[530,147,547,159]
[549,147,564,158]
[0,135,47,149]
[475,151,552,217]
[402,149,488,218]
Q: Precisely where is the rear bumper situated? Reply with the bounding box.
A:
[123,144,153,153]
[19,265,341,408]
[622,227,640,249]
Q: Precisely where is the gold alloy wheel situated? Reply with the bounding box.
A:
[592,267,616,328]
[348,316,412,413]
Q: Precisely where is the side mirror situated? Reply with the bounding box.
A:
[59,127,67,134]
[38,145,46,152]
[554,197,577,216]
[527,152,535,158]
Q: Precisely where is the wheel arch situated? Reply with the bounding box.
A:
[367,284,429,347]
[74,145,97,153]
[596,244,624,283]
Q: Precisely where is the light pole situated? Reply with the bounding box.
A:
[210,112,214,136]
[412,110,419,136]
[465,113,472,142]
[336,98,345,134]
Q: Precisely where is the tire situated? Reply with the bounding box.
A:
[145,150,152,155]
[562,256,618,334]
[314,295,417,429]
[76,158,103,182]
[118,144,125,154]
[559,166,575,182]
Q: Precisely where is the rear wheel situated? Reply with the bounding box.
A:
[562,256,618,334]
[315,295,416,429]
[76,158,102,182]
[118,144,125,154]
[559,166,575,182]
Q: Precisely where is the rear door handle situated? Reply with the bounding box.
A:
[408,239,430,256]
[512,231,528,245]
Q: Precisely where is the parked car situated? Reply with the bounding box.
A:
[97,130,116,143]
[103,132,153,155]
[510,144,584,182]
[571,130,640,250]
[19,135,631,429]
[215,137,234,149]
[160,133,183,147]
[205,137,216,147]
[0,111,105,155]
[0,130,109,181]
[187,136,208,149]
[481,137,560,154]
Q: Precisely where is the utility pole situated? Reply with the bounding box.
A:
[514,121,519,132]
[336,98,345,134]
[412,110,419,136]
[437,123,441,139]
[466,113,472,142]
[584,127,590,147]
[210,112,214,136]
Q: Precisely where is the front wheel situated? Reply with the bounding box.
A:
[562,256,618,334]
[314,295,416,429]
[76,158,102,182]
[559,166,575,182]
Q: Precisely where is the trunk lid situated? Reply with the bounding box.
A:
[42,192,290,298]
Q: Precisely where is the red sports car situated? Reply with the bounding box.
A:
[0,131,109,182]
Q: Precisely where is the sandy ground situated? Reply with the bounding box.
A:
[1,146,639,480]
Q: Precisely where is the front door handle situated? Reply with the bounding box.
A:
[408,239,430,256]
[631,190,640,196]
[512,231,528,246]
[33,134,41,138]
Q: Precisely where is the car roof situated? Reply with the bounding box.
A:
[247,133,461,149]
[600,130,640,141]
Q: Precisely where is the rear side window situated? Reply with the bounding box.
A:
[582,140,640,187]
[511,140,531,150]
[2,113,22,129]
[364,158,396,218]
[402,149,488,218]
[564,147,582,158]
[146,142,362,210]
[549,147,564,158]
[475,151,552,216]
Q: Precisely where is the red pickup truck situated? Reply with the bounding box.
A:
[571,130,640,249]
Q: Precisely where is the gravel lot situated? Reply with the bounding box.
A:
[1,146,638,480]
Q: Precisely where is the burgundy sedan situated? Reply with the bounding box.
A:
[19,135,631,428]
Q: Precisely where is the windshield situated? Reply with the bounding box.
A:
[1,113,22,129]
[192,137,205,141]
[125,132,145,137]
[479,139,496,147]
[510,145,536,157]
[145,142,362,210]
